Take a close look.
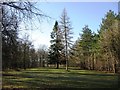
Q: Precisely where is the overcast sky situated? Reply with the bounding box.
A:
[19,2,118,49]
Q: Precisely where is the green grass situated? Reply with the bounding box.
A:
[2,67,119,89]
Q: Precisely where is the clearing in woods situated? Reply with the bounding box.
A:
[2,67,118,89]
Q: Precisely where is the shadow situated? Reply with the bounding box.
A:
[2,68,118,88]
[3,73,15,76]
[70,72,116,77]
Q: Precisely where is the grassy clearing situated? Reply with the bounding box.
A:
[2,67,118,89]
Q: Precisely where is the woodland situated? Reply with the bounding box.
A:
[1,2,120,89]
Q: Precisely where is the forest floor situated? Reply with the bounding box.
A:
[2,67,119,89]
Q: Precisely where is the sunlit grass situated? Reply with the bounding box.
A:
[2,67,118,89]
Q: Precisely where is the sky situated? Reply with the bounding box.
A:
[19,2,118,49]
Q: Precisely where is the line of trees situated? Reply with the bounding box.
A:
[48,9,120,73]
[1,2,120,73]
[1,2,48,70]
[69,10,120,73]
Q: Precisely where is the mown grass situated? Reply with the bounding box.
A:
[2,67,119,89]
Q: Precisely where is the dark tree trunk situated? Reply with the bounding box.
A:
[42,61,45,67]
[56,62,59,69]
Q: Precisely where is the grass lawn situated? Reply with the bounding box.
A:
[2,67,119,89]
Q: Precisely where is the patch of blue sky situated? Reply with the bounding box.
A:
[19,2,118,49]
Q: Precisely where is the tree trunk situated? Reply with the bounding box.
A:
[42,61,45,67]
[93,52,95,70]
[113,63,117,73]
[56,62,59,69]
[66,54,68,71]
[66,60,68,71]
[23,46,26,70]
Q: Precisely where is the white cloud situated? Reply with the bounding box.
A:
[18,20,54,49]
[31,30,51,49]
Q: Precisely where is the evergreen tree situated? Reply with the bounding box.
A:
[99,10,118,73]
[80,25,93,69]
[48,21,63,69]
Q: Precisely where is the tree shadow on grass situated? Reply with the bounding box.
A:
[70,72,117,77]
[2,68,118,89]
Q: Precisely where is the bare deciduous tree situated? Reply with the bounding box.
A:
[60,8,73,71]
